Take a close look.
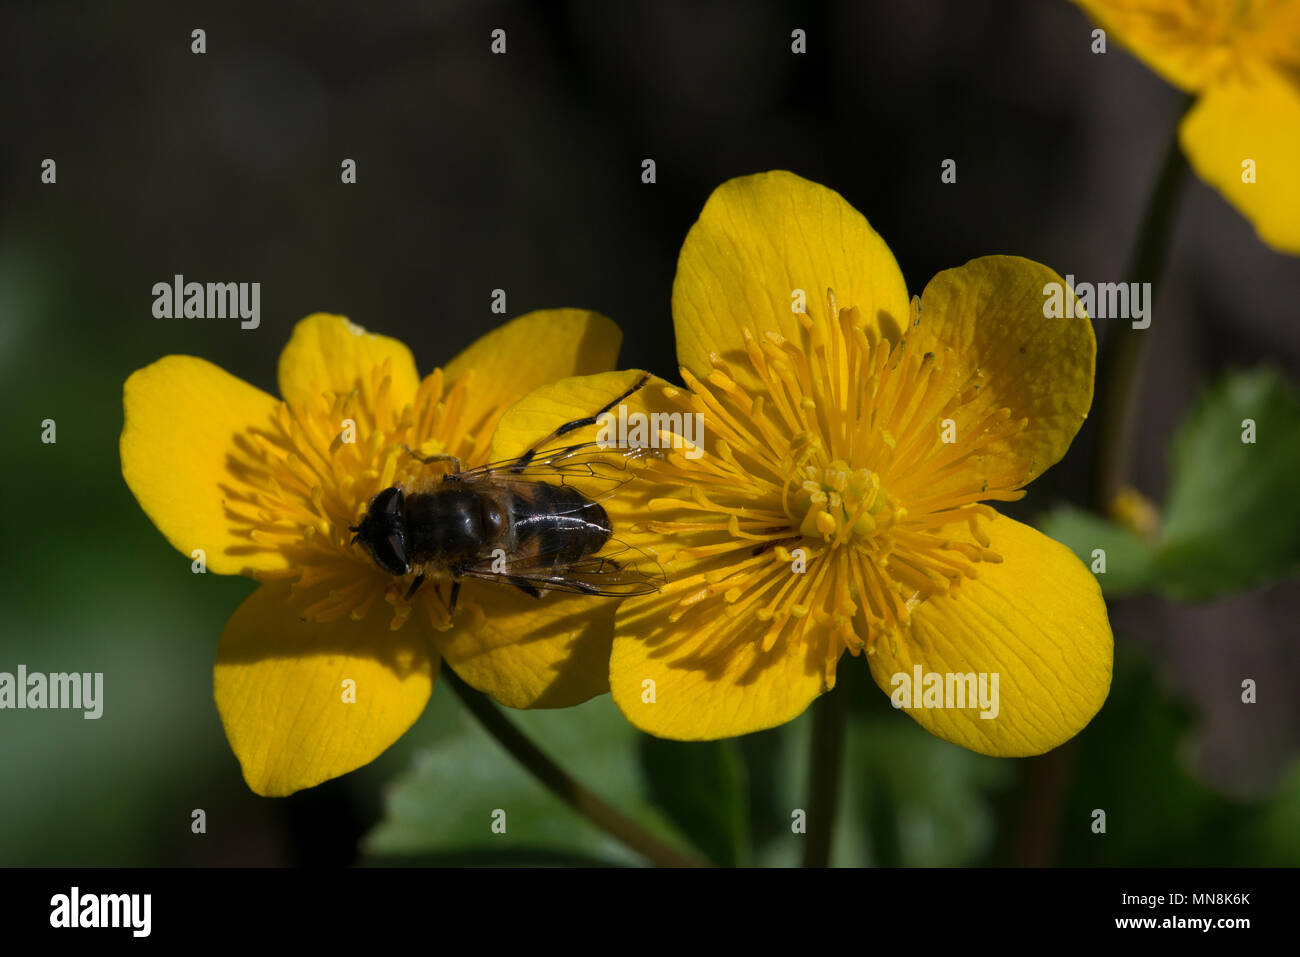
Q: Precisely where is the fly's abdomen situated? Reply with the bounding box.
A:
[509,483,611,566]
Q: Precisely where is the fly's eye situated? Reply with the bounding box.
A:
[355,486,410,575]
[371,533,410,576]
[371,486,405,518]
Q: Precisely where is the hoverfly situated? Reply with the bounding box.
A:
[349,372,665,611]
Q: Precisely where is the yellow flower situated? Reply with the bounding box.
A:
[121,310,625,795]
[1075,0,1300,254]
[493,172,1114,756]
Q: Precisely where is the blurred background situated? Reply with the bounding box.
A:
[1,0,1297,866]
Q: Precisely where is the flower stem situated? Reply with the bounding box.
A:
[443,668,708,868]
[1090,97,1192,511]
[802,687,846,867]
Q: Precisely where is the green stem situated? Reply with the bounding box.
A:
[443,668,708,868]
[1090,97,1192,511]
[802,687,846,867]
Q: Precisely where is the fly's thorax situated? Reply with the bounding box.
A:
[404,484,506,567]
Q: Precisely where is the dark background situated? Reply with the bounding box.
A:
[1,0,1297,866]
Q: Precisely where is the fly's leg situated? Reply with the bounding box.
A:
[511,371,651,472]
[501,576,544,598]
[402,446,464,475]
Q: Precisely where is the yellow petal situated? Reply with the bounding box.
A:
[1072,0,1236,92]
[910,255,1096,484]
[672,170,911,387]
[444,308,623,443]
[434,583,617,709]
[214,581,435,796]
[867,514,1112,757]
[121,355,288,575]
[1180,64,1300,255]
[277,313,421,408]
[610,586,831,739]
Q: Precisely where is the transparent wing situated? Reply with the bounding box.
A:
[458,540,667,598]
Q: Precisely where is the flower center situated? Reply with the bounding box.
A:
[629,289,1027,683]
[794,459,892,544]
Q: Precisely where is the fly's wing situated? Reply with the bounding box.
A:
[450,442,661,511]
[457,542,667,597]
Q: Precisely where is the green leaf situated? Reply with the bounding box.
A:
[638,737,750,866]
[1155,368,1300,600]
[1037,505,1156,597]
[1038,369,1300,603]
[363,695,691,865]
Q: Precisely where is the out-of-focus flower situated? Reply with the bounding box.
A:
[1076,0,1300,253]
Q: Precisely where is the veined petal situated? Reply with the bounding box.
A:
[277,313,421,409]
[1180,63,1300,254]
[433,584,617,709]
[672,170,911,389]
[867,513,1113,757]
[907,256,1096,486]
[121,355,287,575]
[214,581,436,796]
[444,308,623,447]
